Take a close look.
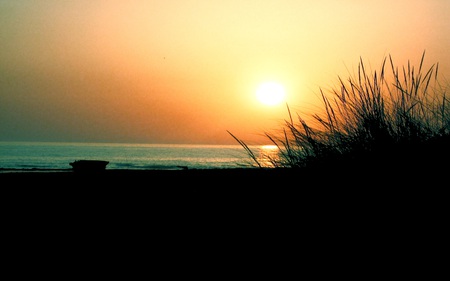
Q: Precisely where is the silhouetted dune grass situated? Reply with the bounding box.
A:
[229,51,450,175]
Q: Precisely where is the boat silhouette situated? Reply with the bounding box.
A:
[70,160,109,172]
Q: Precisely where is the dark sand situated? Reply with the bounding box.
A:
[1,167,442,208]
[1,167,445,273]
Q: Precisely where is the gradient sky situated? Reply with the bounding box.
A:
[1,0,450,145]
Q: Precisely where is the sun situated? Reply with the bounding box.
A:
[256,82,286,106]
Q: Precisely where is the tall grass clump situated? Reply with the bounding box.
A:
[229,51,450,172]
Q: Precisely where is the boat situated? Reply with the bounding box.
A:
[70,160,109,172]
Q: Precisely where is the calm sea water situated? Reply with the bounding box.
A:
[0,141,278,171]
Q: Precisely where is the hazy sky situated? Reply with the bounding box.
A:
[1,0,449,145]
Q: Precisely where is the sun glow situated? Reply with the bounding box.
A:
[256,82,286,106]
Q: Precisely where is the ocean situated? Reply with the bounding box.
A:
[0,141,279,171]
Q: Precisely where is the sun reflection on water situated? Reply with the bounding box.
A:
[253,145,281,168]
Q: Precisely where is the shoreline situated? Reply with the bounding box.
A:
[0,165,441,184]
[0,167,301,185]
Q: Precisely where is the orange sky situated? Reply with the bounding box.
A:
[1,0,449,145]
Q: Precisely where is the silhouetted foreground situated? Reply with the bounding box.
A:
[1,167,444,205]
[1,167,445,271]
[1,166,440,188]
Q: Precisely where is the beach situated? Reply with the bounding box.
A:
[1,168,314,205]
[1,167,445,266]
[1,167,442,207]
[0,167,351,214]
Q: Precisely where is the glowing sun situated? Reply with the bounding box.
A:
[256,82,286,106]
